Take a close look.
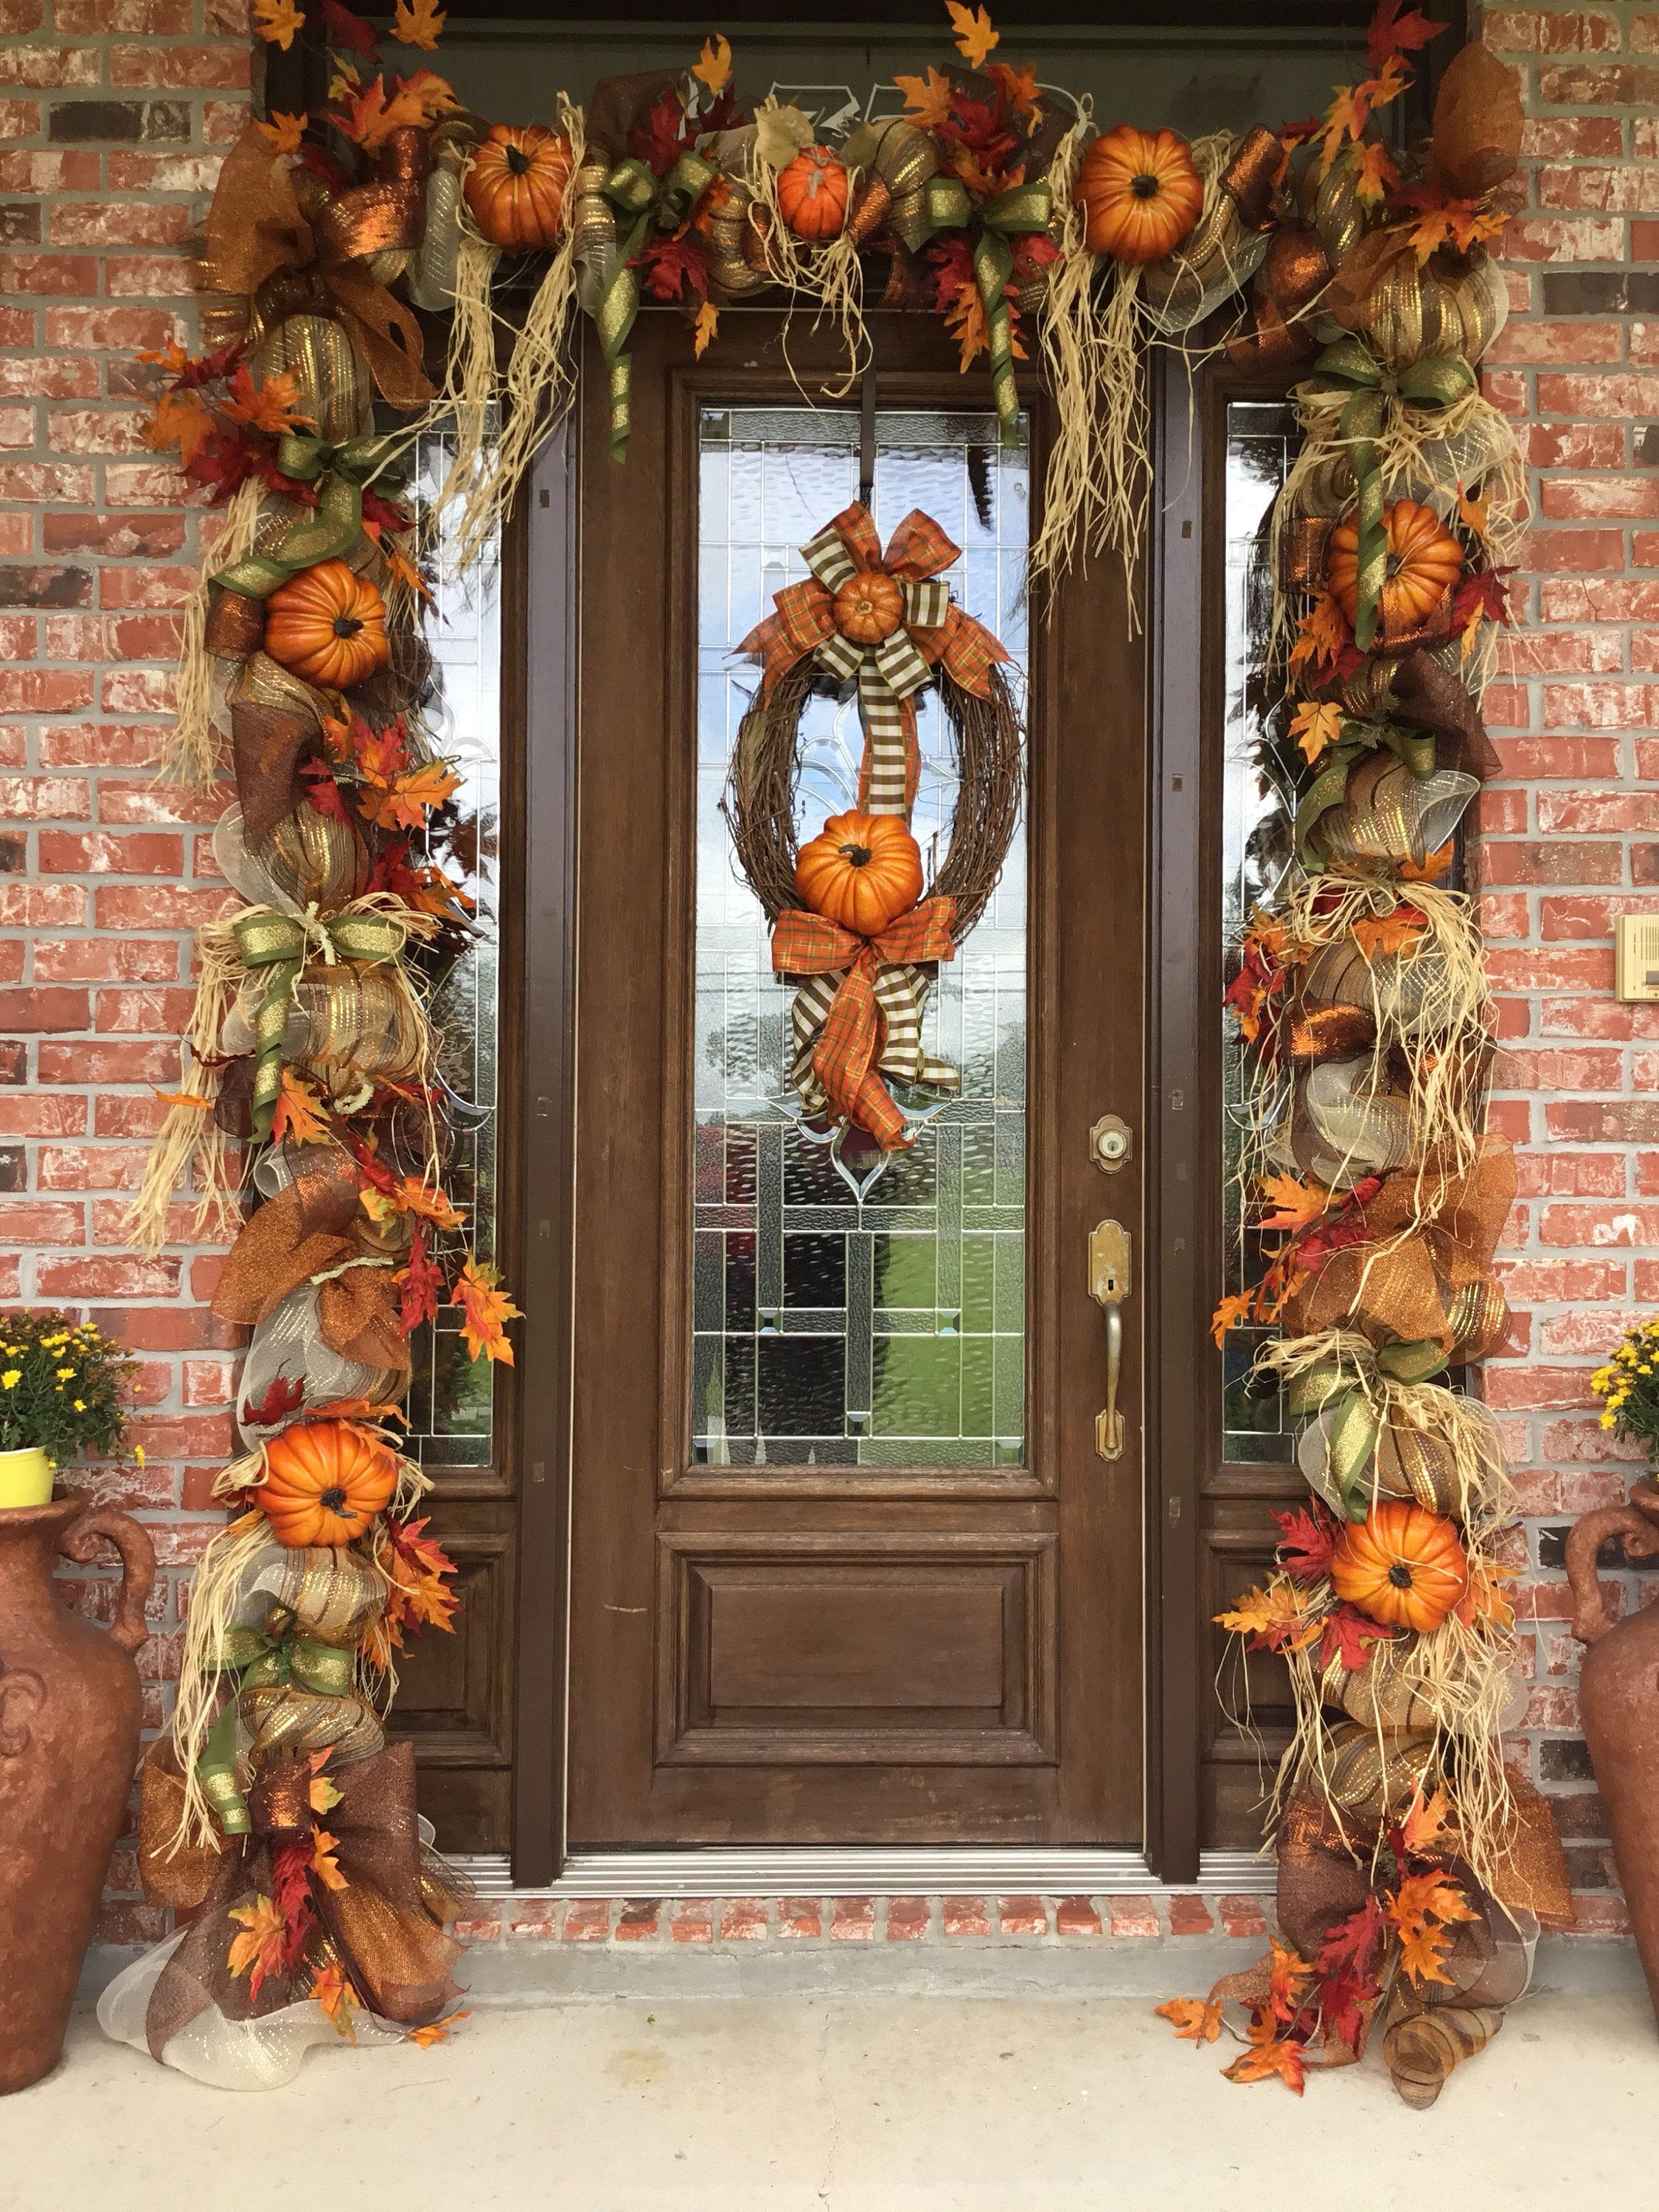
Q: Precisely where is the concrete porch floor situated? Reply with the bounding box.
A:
[11,1987,1658,2211]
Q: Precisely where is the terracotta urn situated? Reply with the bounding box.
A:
[1566,1475,1659,2028]
[0,1492,154,2093]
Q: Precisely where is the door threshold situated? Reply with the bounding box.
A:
[450,1847,1276,1899]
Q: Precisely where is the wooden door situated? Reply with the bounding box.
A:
[562,311,1144,1846]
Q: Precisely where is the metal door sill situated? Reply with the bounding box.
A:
[447,1847,1277,1899]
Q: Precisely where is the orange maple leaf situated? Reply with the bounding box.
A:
[1288,698,1345,766]
[942,277,990,372]
[251,0,304,49]
[141,386,210,467]
[1267,1935,1312,2025]
[1258,1171,1330,1234]
[1317,83,1372,177]
[1388,1868,1478,1991]
[1222,2011,1307,2093]
[310,1827,349,1892]
[947,0,998,67]
[894,65,953,130]
[336,69,459,151]
[453,1257,523,1364]
[380,537,434,605]
[220,364,316,437]
[226,1893,288,2000]
[1155,1996,1222,2045]
[1209,1289,1255,1348]
[256,110,308,156]
[1288,591,1350,680]
[1455,1556,1517,1630]
[1399,841,1453,884]
[986,60,1041,119]
[153,1086,214,1111]
[1400,1783,1453,1857]
[309,1749,344,1815]
[310,1961,358,2039]
[271,1068,332,1146]
[410,2009,470,2048]
[1351,905,1427,960]
[358,756,463,834]
[1350,137,1400,207]
[392,0,445,49]
[1213,1579,1317,1653]
[691,32,732,95]
[692,300,720,359]
[1370,54,1411,109]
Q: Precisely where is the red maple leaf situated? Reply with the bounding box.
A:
[270,1838,319,1971]
[1009,231,1061,287]
[394,1221,444,1334]
[637,234,709,305]
[360,486,411,534]
[299,756,349,821]
[240,1373,307,1429]
[1273,1499,1340,1582]
[1317,1601,1397,1673]
[321,0,379,57]
[182,425,258,502]
[1318,1893,1387,1985]
[1316,1964,1376,2053]
[1367,0,1445,71]
[1451,566,1517,630]
[630,84,693,176]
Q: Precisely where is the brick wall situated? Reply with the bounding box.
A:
[0,2,1653,1938]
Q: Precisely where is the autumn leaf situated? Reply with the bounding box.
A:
[1455,1556,1517,1630]
[1399,841,1453,884]
[226,1893,288,2001]
[321,0,378,56]
[410,2010,470,2048]
[453,1257,523,1364]
[1351,903,1427,960]
[310,1961,358,2040]
[1317,1601,1395,1674]
[1389,1868,1478,1989]
[894,65,954,130]
[220,364,316,437]
[1272,1499,1338,1582]
[383,1512,460,1635]
[394,1221,444,1335]
[692,300,720,360]
[358,756,463,834]
[240,1373,306,1430]
[309,1750,344,1815]
[986,59,1041,120]
[1317,83,1371,178]
[1288,698,1345,766]
[1401,1783,1453,1857]
[1209,1289,1256,1349]
[1258,1171,1331,1235]
[638,234,710,305]
[1368,0,1445,72]
[692,32,732,96]
[257,111,309,156]
[335,69,459,151]
[153,1086,213,1111]
[271,1068,332,1146]
[360,1173,466,1234]
[1267,1935,1312,2026]
[392,0,445,49]
[308,1826,349,1893]
[1350,136,1401,208]
[1371,53,1411,109]
[1214,1578,1315,1655]
[947,0,999,66]
[1155,1996,1222,2045]
[1287,591,1350,680]
[252,0,305,49]
[942,277,991,372]
[142,386,211,467]
[1318,1894,1385,1986]
[1222,2019,1307,2093]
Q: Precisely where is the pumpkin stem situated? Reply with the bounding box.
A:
[1132,173,1161,199]
[506,144,531,175]
[319,1485,352,1516]
[1387,1562,1414,1588]
[836,841,873,868]
[331,613,364,639]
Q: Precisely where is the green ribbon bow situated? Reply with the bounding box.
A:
[594,148,718,462]
[212,432,405,601]
[1293,717,1440,872]
[1287,1338,1450,1520]
[1310,338,1475,653]
[195,1623,357,1837]
[234,904,407,1142]
[922,175,1052,445]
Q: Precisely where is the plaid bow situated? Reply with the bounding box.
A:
[771,897,959,1152]
[738,503,1008,817]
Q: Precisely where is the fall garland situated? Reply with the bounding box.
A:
[108,0,1564,2100]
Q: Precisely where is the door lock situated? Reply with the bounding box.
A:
[1090,1113,1132,1173]
[1087,1219,1132,1461]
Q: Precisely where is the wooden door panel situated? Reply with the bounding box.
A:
[655,1529,1055,1763]
[566,311,1144,1848]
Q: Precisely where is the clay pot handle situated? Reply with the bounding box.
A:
[58,1505,156,1656]
[1565,1504,1655,1646]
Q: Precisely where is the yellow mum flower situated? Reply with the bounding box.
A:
[1,1371,18,1390]
[1601,1411,1618,1429]
[72,1399,85,1412]
[55,1367,74,1381]
[134,1445,145,1467]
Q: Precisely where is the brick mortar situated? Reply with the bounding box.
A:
[0,0,1652,1941]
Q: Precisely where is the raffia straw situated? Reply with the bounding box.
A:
[1029,111,1098,596]
[744,124,869,402]
[425,213,504,562]
[164,1507,270,1851]
[165,477,262,787]
[124,904,243,1256]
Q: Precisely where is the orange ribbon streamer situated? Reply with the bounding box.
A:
[771,897,957,1150]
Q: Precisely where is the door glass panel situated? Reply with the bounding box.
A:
[692,406,1028,1467]
[1219,398,1297,1467]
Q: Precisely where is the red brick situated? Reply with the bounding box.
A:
[508,1900,557,1941]
[40,831,184,876]
[109,43,251,89]
[614,1898,661,1941]
[1572,1893,1632,1936]
[1055,1895,1103,1936]
[998,1896,1048,1936]
[776,1898,821,1939]
[942,1896,990,1938]
[1520,528,1627,575]
[0,986,87,1033]
[1167,1893,1216,1935]
[562,1898,611,1943]
[831,1896,875,1941]
[0,46,101,88]
[36,1255,179,1298]
[51,202,192,248]
[885,1896,930,1940]
[1107,1896,1161,1938]
[669,1901,713,1944]
[1217,1895,1270,1939]
[1484,7,1621,50]
[39,1039,175,1082]
[718,1897,767,1941]
[1540,1204,1659,1249]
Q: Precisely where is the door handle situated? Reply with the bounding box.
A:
[1088,1219,1132,1461]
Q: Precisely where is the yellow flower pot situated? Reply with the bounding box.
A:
[0,1446,53,1509]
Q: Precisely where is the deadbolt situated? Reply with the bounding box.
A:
[1090,1113,1132,1173]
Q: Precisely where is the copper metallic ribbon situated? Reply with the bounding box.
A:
[234,905,407,1141]
[213,431,404,599]
[1310,338,1475,653]
[921,176,1051,444]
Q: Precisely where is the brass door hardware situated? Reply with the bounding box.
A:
[1087,1218,1131,1461]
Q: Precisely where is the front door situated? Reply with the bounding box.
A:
[563,312,1144,1846]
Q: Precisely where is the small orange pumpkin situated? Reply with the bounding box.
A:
[795,812,924,937]
[1076,125,1204,263]
[258,1418,399,1548]
[777,145,850,240]
[1326,498,1464,644]
[264,559,391,692]
[1329,1500,1469,1635]
[465,123,574,253]
[833,568,905,645]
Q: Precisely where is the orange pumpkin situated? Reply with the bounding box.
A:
[259,1418,399,1548]
[795,812,924,937]
[1329,1500,1469,1635]
[832,568,905,644]
[465,123,574,253]
[777,145,850,240]
[1076,125,1204,263]
[1326,499,1464,644]
[264,560,391,692]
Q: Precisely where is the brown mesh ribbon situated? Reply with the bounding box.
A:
[138,1738,232,1910]
[232,699,320,848]
[1284,1135,1514,1353]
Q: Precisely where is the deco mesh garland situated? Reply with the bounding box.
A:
[109,0,1568,2099]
